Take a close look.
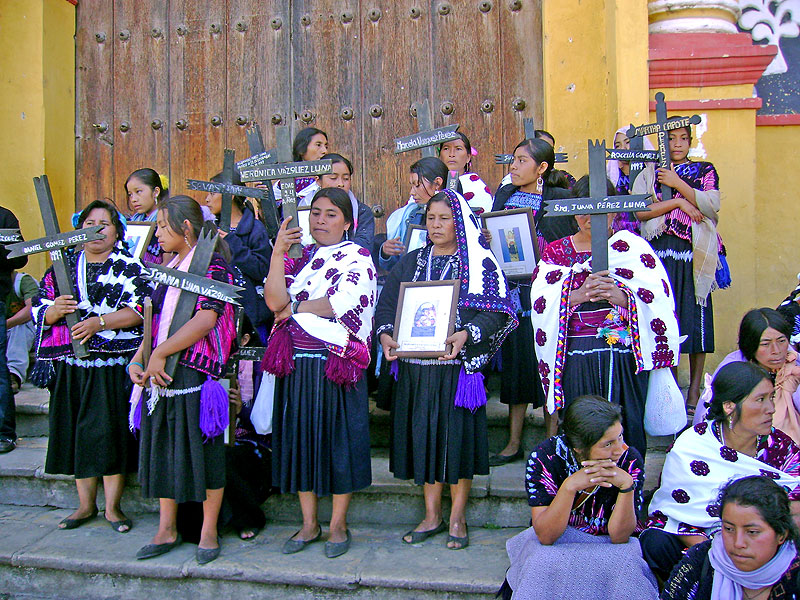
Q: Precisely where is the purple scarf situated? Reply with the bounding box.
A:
[709,533,797,600]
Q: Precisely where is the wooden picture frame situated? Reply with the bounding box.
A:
[403,224,428,254]
[481,208,539,279]
[391,279,460,358]
[296,206,313,246]
[124,222,156,262]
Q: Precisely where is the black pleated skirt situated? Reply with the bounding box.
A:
[271,351,371,497]
[46,360,137,479]
[500,283,545,407]
[650,233,714,354]
[138,366,226,503]
[391,360,488,485]
[562,336,649,458]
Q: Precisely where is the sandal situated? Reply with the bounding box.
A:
[402,520,447,544]
[107,518,133,533]
[447,528,469,550]
[58,508,98,530]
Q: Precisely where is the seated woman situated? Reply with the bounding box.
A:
[376,189,517,549]
[640,361,800,583]
[500,396,657,600]
[662,475,800,600]
[694,309,800,444]
[264,186,376,559]
[530,175,680,457]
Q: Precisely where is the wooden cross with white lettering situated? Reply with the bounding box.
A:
[543,140,653,272]
[495,118,569,165]
[6,176,105,358]
[238,123,281,241]
[393,99,460,159]
[626,92,701,202]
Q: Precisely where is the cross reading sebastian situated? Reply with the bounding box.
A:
[6,176,107,358]
[495,118,569,165]
[626,92,701,202]
[393,99,460,159]
[185,149,238,231]
[240,126,332,258]
[544,140,652,272]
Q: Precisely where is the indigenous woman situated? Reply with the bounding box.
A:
[529,175,680,458]
[264,187,376,559]
[605,127,655,234]
[438,132,493,215]
[662,475,800,600]
[296,153,375,251]
[694,309,800,444]
[498,130,575,191]
[126,168,169,264]
[490,138,577,465]
[634,119,724,415]
[640,362,800,583]
[204,171,272,343]
[32,199,151,533]
[273,127,329,203]
[379,157,449,273]
[500,396,657,600]
[376,189,517,549]
[128,196,238,565]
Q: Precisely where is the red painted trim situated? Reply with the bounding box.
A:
[648,98,763,111]
[649,33,777,88]
[756,114,800,126]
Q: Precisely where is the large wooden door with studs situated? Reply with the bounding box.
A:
[76,0,543,228]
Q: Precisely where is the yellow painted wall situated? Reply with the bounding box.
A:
[0,0,75,279]
[542,0,650,174]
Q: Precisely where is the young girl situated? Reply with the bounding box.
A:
[296,153,375,251]
[635,119,722,414]
[125,168,169,264]
[128,196,237,565]
[490,138,577,464]
[32,199,152,533]
[204,171,272,343]
[438,132,493,215]
[379,157,450,273]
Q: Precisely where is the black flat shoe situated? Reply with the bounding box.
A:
[325,530,351,559]
[197,542,221,565]
[488,449,524,467]
[136,534,183,560]
[0,437,16,454]
[282,527,322,555]
[402,520,447,544]
[107,518,133,533]
[58,508,98,530]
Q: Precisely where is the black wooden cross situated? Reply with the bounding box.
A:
[393,99,460,159]
[0,230,22,244]
[239,123,281,242]
[6,176,105,358]
[495,117,569,165]
[140,229,244,378]
[543,140,653,272]
[239,126,332,259]
[186,149,271,233]
[626,92,701,202]
[606,142,660,191]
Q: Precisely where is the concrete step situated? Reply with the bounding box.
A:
[0,437,666,529]
[0,504,519,599]
[14,383,49,438]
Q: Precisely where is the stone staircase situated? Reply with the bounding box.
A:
[0,381,673,599]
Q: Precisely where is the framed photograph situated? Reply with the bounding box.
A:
[392,280,460,358]
[403,224,428,254]
[481,208,539,279]
[296,206,314,246]
[124,223,156,262]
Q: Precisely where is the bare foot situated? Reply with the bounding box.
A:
[239,529,258,540]
[402,516,442,543]
[291,524,321,543]
[328,526,348,544]
[58,507,97,528]
[151,528,178,545]
[447,520,468,549]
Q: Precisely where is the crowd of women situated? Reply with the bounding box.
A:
[23,121,800,599]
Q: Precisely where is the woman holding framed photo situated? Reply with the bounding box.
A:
[375,189,517,549]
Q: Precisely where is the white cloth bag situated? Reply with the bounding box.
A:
[643,368,685,436]
[250,372,275,435]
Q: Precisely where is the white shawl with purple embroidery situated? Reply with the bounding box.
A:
[530,230,680,413]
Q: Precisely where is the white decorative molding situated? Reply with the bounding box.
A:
[649,0,742,33]
[738,0,800,75]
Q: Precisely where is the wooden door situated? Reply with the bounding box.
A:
[75,0,543,226]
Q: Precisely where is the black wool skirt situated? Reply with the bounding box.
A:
[46,360,137,479]
[650,233,714,354]
[391,360,489,485]
[500,282,545,407]
[562,336,649,458]
[271,351,371,497]
[138,366,226,503]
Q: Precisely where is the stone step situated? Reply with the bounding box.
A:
[0,504,519,599]
[14,383,49,438]
[0,438,665,529]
